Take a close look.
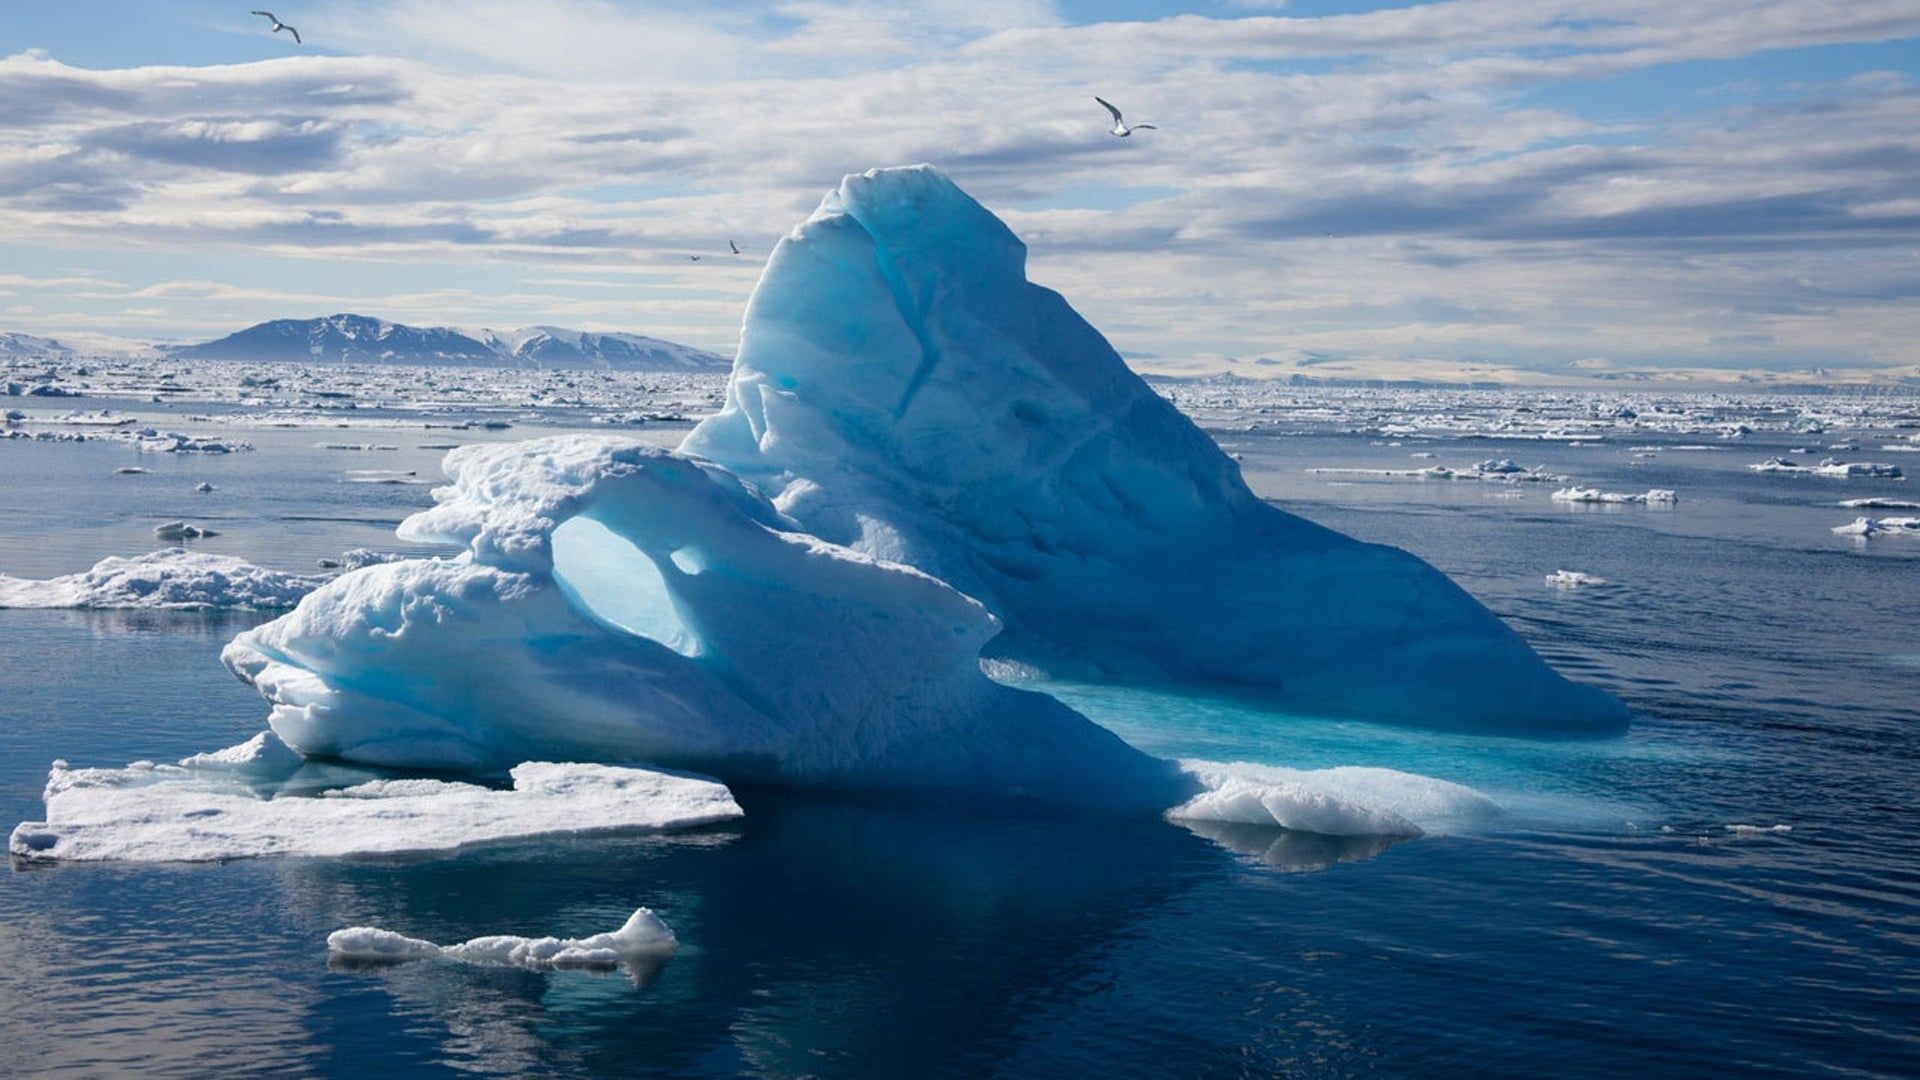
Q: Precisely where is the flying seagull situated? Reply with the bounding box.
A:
[1095,96,1155,137]
[729,240,741,255]
[688,254,702,261]
[251,10,302,44]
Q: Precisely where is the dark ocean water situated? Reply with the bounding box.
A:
[1,401,1916,1077]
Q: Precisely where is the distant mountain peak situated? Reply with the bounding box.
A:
[0,332,74,360]
[169,315,728,371]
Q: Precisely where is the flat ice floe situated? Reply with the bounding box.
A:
[1170,760,1500,838]
[1307,459,1563,484]
[1551,486,1677,505]
[9,733,742,862]
[1832,516,1920,537]
[0,549,322,609]
[1748,457,1904,479]
[1546,569,1609,588]
[327,907,677,970]
[1838,497,1920,509]
[1724,823,1792,837]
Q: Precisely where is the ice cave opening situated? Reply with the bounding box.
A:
[550,515,703,658]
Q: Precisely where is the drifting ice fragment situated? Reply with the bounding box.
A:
[1749,457,1903,478]
[328,907,678,970]
[153,520,219,539]
[1551,487,1676,506]
[1169,759,1499,837]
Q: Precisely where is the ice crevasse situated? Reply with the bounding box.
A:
[213,164,1622,818]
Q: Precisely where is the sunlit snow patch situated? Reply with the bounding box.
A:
[328,907,677,971]
[9,733,742,862]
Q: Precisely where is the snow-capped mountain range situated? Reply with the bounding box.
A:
[162,314,729,371]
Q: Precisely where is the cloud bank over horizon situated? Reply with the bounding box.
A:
[0,0,1917,380]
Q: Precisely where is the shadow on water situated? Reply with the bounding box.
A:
[264,789,1324,1076]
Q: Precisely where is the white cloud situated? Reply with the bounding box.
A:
[0,1,1915,374]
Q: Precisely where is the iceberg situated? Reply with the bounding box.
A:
[328,907,678,970]
[163,164,1622,830]
[684,165,1623,734]
[8,734,742,862]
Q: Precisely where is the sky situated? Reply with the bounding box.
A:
[1,0,1917,380]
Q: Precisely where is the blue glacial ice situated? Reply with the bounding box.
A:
[684,165,1624,734]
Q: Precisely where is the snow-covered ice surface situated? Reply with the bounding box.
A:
[0,549,322,609]
[9,733,742,862]
[327,907,678,970]
[683,166,1623,735]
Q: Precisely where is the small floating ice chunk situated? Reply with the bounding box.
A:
[0,549,321,609]
[9,744,742,862]
[1546,569,1608,588]
[195,481,216,493]
[1169,760,1500,838]
[1833,516,1920,537]
[1551,486,1677,505]
[153,520,218,540]
[1749,457,1904,478]
[138,432,248,454]
[1839,497,1920,509]
[1309,459,1564,484]
[1724,823,1792,837]
[327,907,678,970]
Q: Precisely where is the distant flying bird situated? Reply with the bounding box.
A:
[729,240,741,255]
[1095,96,1155,137]
[251,10,301,43]
[688,255,702,261]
